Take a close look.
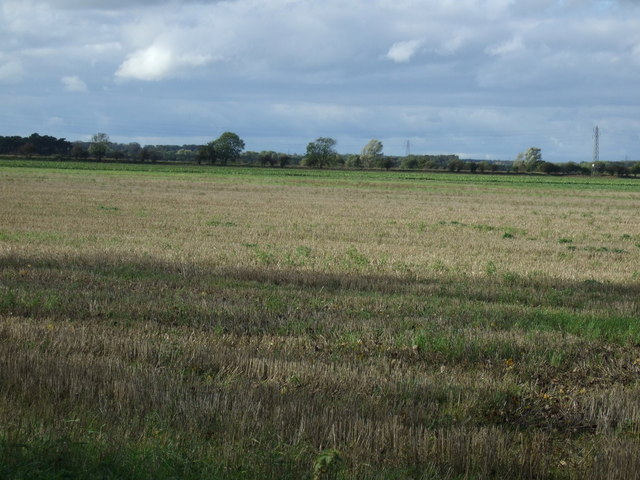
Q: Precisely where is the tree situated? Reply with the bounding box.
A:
[176,148,196,163]
[213,132,245,165]
[19,142,36,158]
[605,162,629,177]
[562,161,583,175]
[89,133,110,161]
[278,154,290,168]
[360,139,383,168]
[140,146,161,163]
[631,162,640,176]
[26,133,70,156]
[0,135,24,154]
[345,154,362,169]
[424,158,437,170]
[447,158,464,172]
[538,161,559,174]
[513,153,525,172]
[259,151,278,167]
[303,137,337,168]
[592,161,606,174]
[380,157,394,170]
[0,134,70,156]
[400,156,419,169]
[71,142,88,160]
[126,142,141,160]
[197,144,215,165]
[517,147,542,172]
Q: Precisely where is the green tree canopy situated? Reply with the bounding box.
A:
[126,142,141,160]
[515,147,542,172]
[259,151,278,167]
[345,154,363,169]
[70,142,87,160]
[304,137,338,168]
[278,153,290,168]
[198,132,245,165]
[360,139,383,168]
[214,132,245,165]
[447,158,465,172]
[538,161,559,174]
[89,133,110,161]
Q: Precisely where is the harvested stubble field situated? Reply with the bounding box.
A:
[1,160,640,479]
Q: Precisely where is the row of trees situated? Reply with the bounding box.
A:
[511,146,640,176]
[299,139,640,176]
[303,138,395,169]
[0,132,203,163]
[72,133,202,163]
[0,133,71,157]
[2,132,639,176]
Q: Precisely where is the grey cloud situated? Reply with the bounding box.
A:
[43,0,220,9]
[0,0,638,161]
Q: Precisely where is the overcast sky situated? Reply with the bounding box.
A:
[1,0,639,161]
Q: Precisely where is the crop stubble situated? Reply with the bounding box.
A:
[1,166,640,478]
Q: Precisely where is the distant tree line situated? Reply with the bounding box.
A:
[2,132,639,176]
[400,154,462,170]
[0,133,72,157]
[70,133,203,164]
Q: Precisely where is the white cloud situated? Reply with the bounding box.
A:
[386,40,423,63]
[61,75,88,92]
[115,44,212,81]
[115,45,174,81]
[0,0,639,160]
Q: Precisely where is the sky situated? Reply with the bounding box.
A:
[1,0,639,161]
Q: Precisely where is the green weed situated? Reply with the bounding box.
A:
[345,246,369,267]
[485,261,497,275]
[206,218,236,227]
[97,204,119,211]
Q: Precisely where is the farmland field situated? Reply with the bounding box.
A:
[1,160,640,479]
